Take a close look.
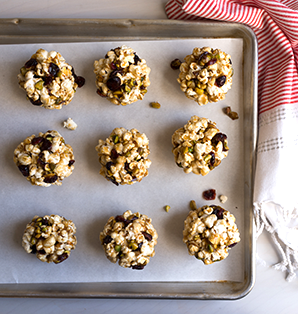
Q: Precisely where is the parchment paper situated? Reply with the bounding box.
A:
[0,38,244,283]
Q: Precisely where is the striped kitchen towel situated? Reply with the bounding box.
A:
[165,0,298,281]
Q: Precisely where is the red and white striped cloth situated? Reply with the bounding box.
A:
[165,0,298,281]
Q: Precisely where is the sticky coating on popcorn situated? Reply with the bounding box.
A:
[100,210,158,269]
[94,45,151,106]
[13,130,75,187]
[178,47,233,105]
[183,204,240,265]
[18,48,85,109]
[172,115,229,176]
[22,214,77,264]
[95,127,151,186]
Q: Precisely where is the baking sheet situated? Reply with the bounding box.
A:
[0,38,246,284]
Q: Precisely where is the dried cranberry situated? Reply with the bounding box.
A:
[37,157,46,168]
[132,265,145,270]
[209,151,215,166]
[198,51,209,62]
[170,58,182,70]
[24,58,37,69]
[48,63,60,77]
[125,216,138,227]
[107,176,119,186]
[107,76,121,91]
[40,139,52,151]
[110,62,117,70]
[212,206,225,219]
[57,253,69,263]
[103,235,113,244]
[43,76,53,86]
[205,58,217,67]
[96,88,107,97]
[142,232,152,241]
[211,133,227,149]
[134,53,141,65]
[42,218,49,226]
[110,69,123,78]
[75,75,85,88]
[68,160,75,166]
[215,75,226,87]
[29,97,42,106]
[44,175,58,184]
[111,149,119,160]
[106,162,113,171]
[38,249,46,255]
[30,245,37,254]
[228,243,238,248]
[115,215,126,223]
[203,189,216,200]
[18,165,29,177]
[31,137,43,145]
[140,85,146,90]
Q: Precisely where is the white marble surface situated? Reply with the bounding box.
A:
[0,0,297,313]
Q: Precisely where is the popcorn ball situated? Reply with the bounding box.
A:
[22,214,77,264]
[94,45,151,106]
[183,205,240,265]
[95,127,151,186]
[13,130,75,187]
[178,47,233,105]
[18,48,85,109]
[172,115,229,176]
[100,210,158,269]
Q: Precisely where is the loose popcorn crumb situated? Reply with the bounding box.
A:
[95,127,151,186]
[219,194,228,203]
[63,117,77,131]
[22,214,77,264]
[183,205,240,265]
[100,210,158,269]
[172,115,229,176]
[94,45,151,106]
[13,130,75,187]
[177,47,233,105]
[17,48,85,109]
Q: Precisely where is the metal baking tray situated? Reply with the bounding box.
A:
[0,19,257,300]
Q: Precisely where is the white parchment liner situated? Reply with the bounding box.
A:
[0,39,244,283]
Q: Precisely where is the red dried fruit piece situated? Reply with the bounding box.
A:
[68,160,75,166]
[170,58,182,70]
[31,137,43,145]
[29,97,42,106]
[103,235,113,244]
[212,206,225,219]
[56,253,69,263]
[215,75,226,87]
[132,265,145,270]
[203,189,216,200]
[24,58,37,69]
[142,232,152,241]
[107,77,121,91]
[75,76,85,88]
[44,174,58,184]
[48,63,60,77]
[205,58,217,67]
[111,149,119,160]
[40,139,52,151]
[18,165,29,177]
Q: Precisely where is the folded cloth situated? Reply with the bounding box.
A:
[165,0,298,281]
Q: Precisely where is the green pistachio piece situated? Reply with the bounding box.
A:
[35,80,44,90]
[115,245,121,252]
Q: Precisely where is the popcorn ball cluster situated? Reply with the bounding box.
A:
[178,47,233,105]
[172,115,229,176]
[183,205,240,265]
[100,210,158,269]
[94,45,151,106]
[22,215,77,264]
[95,127,151,186]
[13,130,75,187]
[18,48,85,109]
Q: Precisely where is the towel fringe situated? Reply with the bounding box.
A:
[254,202,298,281]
